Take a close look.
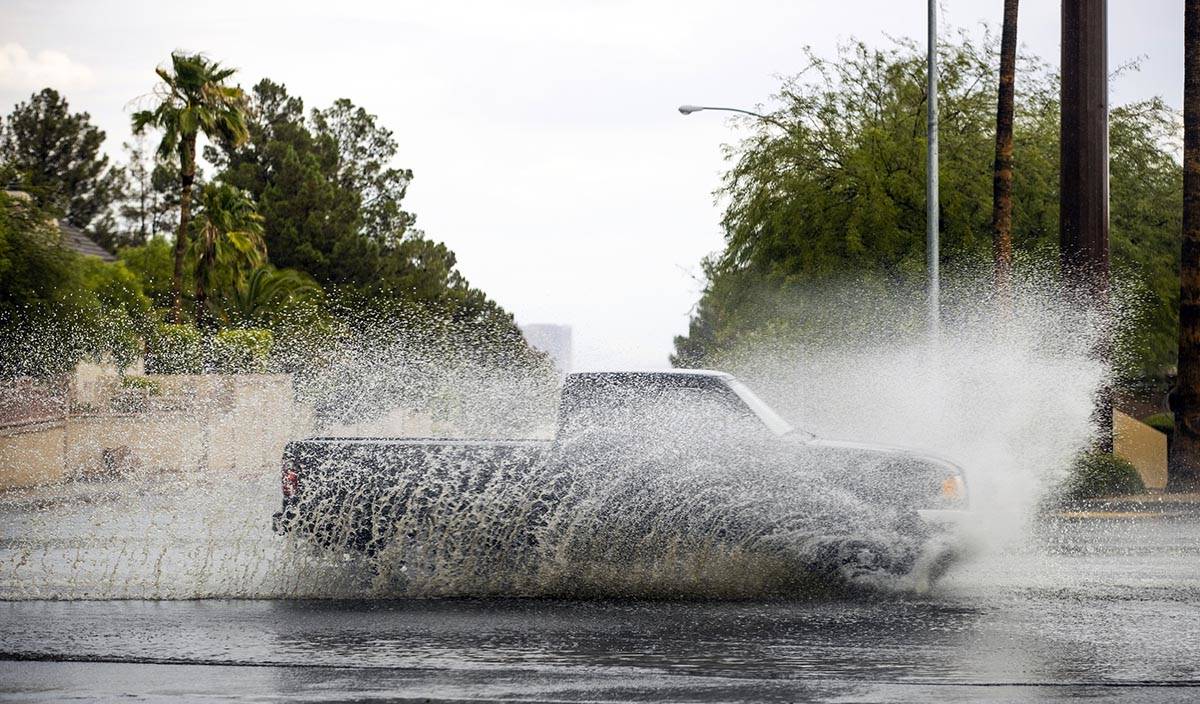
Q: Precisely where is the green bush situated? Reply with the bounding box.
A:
[120,375,162,395]
[118,238,188,312]
[210,328,272,373]
[145,323,202,374]
[1,192,151,378]
[76,257,153,369]
[1142,412,1175,440]
[1062,452,1146,501]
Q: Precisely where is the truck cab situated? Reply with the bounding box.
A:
[556,370,797,438]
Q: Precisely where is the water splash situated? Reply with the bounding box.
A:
[0,276,1112,599]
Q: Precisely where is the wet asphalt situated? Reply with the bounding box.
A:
[0,509,1198,702]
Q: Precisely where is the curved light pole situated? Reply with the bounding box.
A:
[682,96,941,335]
[677,104,791,131]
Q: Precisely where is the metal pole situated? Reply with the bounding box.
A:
[927,0,940,335]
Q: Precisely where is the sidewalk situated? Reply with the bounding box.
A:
[0,477,145,511]
[1056,492,1200,519]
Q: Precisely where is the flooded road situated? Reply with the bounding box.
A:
[1,505,1198,702]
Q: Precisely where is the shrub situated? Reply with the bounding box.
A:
[145,323,202,374]
[210,328,272,373]
[119,239,187,312]
[1062,452,1146,501]
[1142,412,1174,441]
[120,375,162,395]
[1,192,151,378]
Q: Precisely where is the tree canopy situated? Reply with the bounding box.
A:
[0,191,150,378]
[2,58,537,380]
[119,136,181,246]
[674,34,1183,380]
[0,88,124,246]
[208,78,517,329]
[132,52,250,323]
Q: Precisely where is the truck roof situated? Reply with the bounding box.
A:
[565,369,731,379]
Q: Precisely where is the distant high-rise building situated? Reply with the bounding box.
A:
[520,323,573,373]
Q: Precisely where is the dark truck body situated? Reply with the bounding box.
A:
[273,371,968,554]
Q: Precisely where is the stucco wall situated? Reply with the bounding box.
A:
[1113,409,1168,491]
[0,374,312,490]
[0,421,67,489]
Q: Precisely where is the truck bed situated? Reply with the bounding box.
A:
[275,437,552,554]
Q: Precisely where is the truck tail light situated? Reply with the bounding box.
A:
[281,463,299,499]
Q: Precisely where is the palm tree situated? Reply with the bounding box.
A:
[214,266,321,327]
[1173,0,1200,490]
[132,53,249,323]
[190,182,266,328]
[991,0,1018,296]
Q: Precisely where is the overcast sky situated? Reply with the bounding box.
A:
[0,0,1184,370]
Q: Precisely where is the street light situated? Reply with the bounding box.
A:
[682,65,941,335]
[677,104,790,131]
[679,104,765,119]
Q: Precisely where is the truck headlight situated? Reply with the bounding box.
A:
[941,475,966,502]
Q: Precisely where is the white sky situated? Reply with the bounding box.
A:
[0,0,1184,370]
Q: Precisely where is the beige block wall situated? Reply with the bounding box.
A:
[1,373,313,490]
[0,422,67,489]
[72,357,129,410]
[1113,409,1168,491]
[208,374,310,473]
[64,413,206,478]
[321,405,444,438]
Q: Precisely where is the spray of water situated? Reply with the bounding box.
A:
[728,282,1109,547]
[0,274,1115,600]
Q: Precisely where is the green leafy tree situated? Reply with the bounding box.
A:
[311,98,417,245]
[1,192,150,378]
[189,182,266,327]
[211,265,320,328]
[118,236,188,312]
[132,53,249,323]
[0,88,124,247]
[120,136,154,246]
[209,79,521,336]
[674,34,1182,380]
[208,79,361,284]
[119,135,182,246]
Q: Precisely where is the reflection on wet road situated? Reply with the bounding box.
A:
[2,515,1199,702]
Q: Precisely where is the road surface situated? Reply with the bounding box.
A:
[0,476,1198,702]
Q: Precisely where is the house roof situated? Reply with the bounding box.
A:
[2,191,117,262]
[58,220,116,262]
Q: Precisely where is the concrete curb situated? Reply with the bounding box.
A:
[1054,492,1200,519]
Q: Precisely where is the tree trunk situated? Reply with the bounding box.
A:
[992,0,1019,296]
[194,236,211,330]
[1061,0,1111,452]
[138,174,148,245]
[1171,0,1200,490]
[173,133,196,325]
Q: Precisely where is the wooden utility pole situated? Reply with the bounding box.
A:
[1171,0,1200,490]
[992,0,1019,296]
[1060,0,1111,451]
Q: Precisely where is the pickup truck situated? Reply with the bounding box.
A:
[273,370,969,569]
